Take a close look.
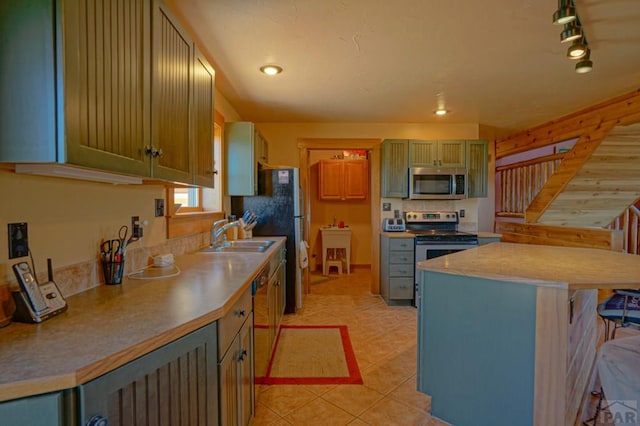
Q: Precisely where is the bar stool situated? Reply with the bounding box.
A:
[321,227,351,276]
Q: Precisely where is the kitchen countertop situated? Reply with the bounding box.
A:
[418,242,640,290]
[477,231,502,239]
[380,231,415,238]
[0,237,286,402]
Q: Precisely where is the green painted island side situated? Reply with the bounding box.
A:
[418,271,537,426]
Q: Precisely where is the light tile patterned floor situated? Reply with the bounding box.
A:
[253,268,449,426]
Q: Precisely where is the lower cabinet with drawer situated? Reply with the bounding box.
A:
[380,235,415,305]
[217,286,254,426]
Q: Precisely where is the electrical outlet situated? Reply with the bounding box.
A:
[383,202,391,211]
[155,199,165,217]
[8,222,29,259]
[131,216,142,240]
[459,209,465,218]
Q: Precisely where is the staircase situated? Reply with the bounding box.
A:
[494,90,640,251]
[531,122,640,227]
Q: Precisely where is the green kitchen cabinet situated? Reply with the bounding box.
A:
[0,391,70,426]
[192,47,217,187]
[381,139,409,198]
[78,323,218,425]
[380,235,415,305]
[466,139,489,197]
[409,140,466,168]
[217,287,254,426]
[0,0,215,187]
[225,122,269,195]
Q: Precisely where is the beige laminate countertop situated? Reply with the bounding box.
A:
[0,237,286,402]
[418,242,640,290]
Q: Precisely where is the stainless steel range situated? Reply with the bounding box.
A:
[405,211,478,305]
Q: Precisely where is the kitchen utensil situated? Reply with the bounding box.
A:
[101,239,122,262]
[118,225,129,252]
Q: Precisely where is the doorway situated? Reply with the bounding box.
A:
[298,139,382,296]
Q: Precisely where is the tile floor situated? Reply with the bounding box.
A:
[253,267,448,426]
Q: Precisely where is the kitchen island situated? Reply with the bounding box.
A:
[0,237,286,425]
[416,242,640,426]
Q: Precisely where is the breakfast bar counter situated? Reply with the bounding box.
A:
[0,237,286,403]
[416,242,640,426]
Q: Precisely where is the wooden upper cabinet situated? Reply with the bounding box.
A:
[151,0,193,184]
[64,0,152,176]
[409,140,466,168]
[225,122,269,195]
[0,0,216,187]
[467,140,489,197]
[318,159,368,201]
[381,139,409,198]
[192,49,216,187]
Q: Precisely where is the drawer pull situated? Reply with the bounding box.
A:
[236,309,246,317]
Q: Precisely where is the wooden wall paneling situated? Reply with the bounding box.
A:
[496,222,624,251]
[533,285,566,426]
[524,121,617,224]
[496,89,640,159]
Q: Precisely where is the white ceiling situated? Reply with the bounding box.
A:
[170,0,640,132]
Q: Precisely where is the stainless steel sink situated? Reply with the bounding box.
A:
[200,240,275,253]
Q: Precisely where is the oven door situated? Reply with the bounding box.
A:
[413,242,477,306]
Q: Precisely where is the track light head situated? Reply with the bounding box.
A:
[561,21,582,43]
[552,1,576,25]
[575,51,593,73]
[567,38,587,59]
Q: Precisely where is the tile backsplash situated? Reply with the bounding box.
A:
[0,231,211,320]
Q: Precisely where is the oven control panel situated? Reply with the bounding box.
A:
[405,211,458,223]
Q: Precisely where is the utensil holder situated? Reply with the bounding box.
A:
[102,256,125,285]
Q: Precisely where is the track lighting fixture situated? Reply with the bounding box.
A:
[552,0,576,25]
[575,50,593,73]
[552,1,594,74]
[560,20,582,43]
[567,37,587,59]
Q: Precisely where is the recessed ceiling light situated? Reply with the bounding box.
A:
[260,65,283,76]
[435,109,448,116]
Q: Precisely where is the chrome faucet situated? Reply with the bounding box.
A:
[211,218,242,247]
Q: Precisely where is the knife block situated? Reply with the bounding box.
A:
[239,228,252,239]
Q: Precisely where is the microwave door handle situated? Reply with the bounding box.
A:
[451,175,456,196]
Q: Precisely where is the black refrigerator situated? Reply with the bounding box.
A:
[230,167,303,314]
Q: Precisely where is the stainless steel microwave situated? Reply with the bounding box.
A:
[408,167,467,200]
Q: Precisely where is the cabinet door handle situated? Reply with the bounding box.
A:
[236,309,246,317]
[86,415,108,426]
[145,146,164,158]
[238,349,248,361]
[569,297,574,324]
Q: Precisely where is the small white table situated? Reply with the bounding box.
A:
[320,227,351,275]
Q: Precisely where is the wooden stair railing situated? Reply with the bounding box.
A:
[609,203,640,255]
[496,153,564,217]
